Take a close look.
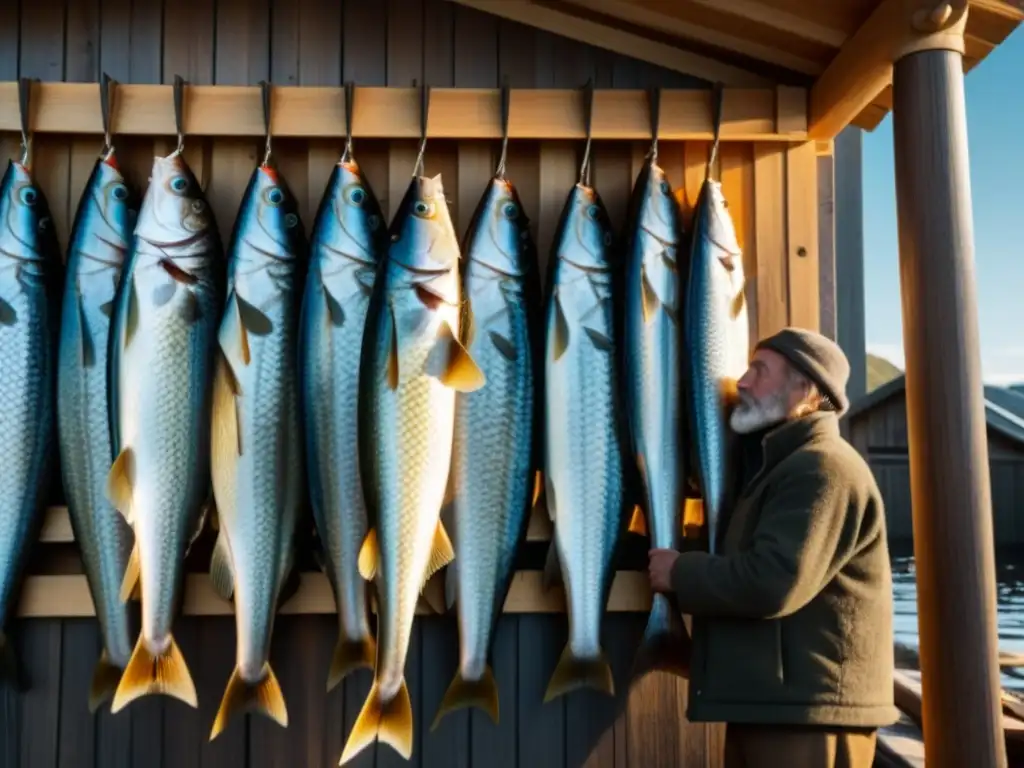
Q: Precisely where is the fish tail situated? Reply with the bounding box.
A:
[0,631,22,691]
[632,593,690,680]
[339,678,413,765]
[431,665,499,731]
[209,663,288,740]
[110,634,198,713]
[543,644,615,703]
[327,634,377,692]
[89,649,124,712]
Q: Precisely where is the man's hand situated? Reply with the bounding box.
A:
[648,548,680,594]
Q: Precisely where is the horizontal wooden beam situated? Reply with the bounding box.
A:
[16,570,652,617]
[0,82,807,141]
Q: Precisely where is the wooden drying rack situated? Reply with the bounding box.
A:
[0,81,809,141]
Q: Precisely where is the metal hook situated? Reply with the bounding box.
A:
[99,73,118,159]
[172,75,187,156]
[495,76,511,179]
[259,80,273,165]
[646,87,661,164]
[412,79,431,178]
[17,77,35,168]
[705,82,725,181]
[341,81,356,163]
[577,78,595,187]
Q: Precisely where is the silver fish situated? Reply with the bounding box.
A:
[432,176,542,729]
[208,163,308,739]
[56,148,138,710]
[684,178,749,555]
[107,152,224,713]
[341,174,484,765]
[541,183,629,703]
[0,160,63,687]
[300,157,387,694]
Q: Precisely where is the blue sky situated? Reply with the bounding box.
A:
[863,29,1024,385]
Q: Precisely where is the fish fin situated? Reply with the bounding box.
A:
[632,594,690,681]
[236,293,274,336]
[420,573,447,615]
[627,505,648,537]
[414,282,447,311]
[0,297,16,325]
[99,299,114,317]
[213,354,244,456]
[584,327,613,352]
[89,649,122,713]
[323,285,346,327]
[730,287,746,320]
[327,635,376,693]
[640,265,660,325]
[219,292,251,367]
[543,644,614,703]
[463,294,476,348]
[424,521,456,585]
[386,303,399,390]
[77,295,96,367]
[0,632,22,691]
[426,320,486,393]
[488,330,517,361]
[663,303,679,325]
[542,542,562,591]
[531,470,545,510]
[119,543,142,603]
[210,664,287,741]
[159,258,200,285]
[110,634,198,713]
[276,566,302,611]
[431,666,499,731]
[340,678,413,765]
[152,281,176,307]
[124,278,139,350]
[105,447,135,522]
[552,292,569,361]
[358,529,379,581]
[683,498,704,539]
[444,562,458,611]
[209,532,235,601]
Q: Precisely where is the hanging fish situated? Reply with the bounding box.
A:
[340,174,484,765]
[107,151,224,713]
[56,148,139,710]
[541,183,630,702]
[432,175,543,729]
[300,156,387,693]
[208,162,308,739]
[0,159,63,688]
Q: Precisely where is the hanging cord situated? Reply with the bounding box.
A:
[18,77,35,168]
[646,87,660,164]
[259,79,273,165]
[341,81,355,163]
[171,75,187,156]
[494,76,511,179]
[705,81,725,181]
[99,72,117,159]
[412,79,430,177]
[577,78,595,187]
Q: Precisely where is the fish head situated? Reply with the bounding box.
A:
[466,176,535,278]
[323,159,387,263]
[87,150,138,251]
[0,160,56,265]
[702,180,742,274]
[389,174,458,273]
[136,153,214,247]
[241,163,308,262]
[557,183,615,270]
[637,162,681,255]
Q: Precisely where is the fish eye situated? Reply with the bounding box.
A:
[413,200,434,218]
[20,186,37,206]
[169,176,189,194]
[369,214,381,230]
[502,202,518,220]
[346,186,366,206]
[111,184,128,202]
[285,213,299,229]
[264,187,285,206]
[586,204,600,221]
[191,200,206,214]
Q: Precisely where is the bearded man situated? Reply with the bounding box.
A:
[647,327,899,768]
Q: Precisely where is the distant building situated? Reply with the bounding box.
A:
[844,377,1024,545]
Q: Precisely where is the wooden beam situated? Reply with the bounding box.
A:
[0,82,806,141]
[444,0,770,86]
[680,0,847,48]
[15,570,653,617]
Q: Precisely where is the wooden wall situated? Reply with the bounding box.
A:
[848,396,1024,546]
[0,1,825,767]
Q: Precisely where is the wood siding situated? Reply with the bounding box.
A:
[848,396,1024,546]
[0,1,825,766]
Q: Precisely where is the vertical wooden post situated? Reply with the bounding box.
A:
[891,12,1007,767]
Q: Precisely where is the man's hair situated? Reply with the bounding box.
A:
[786,366,835,417]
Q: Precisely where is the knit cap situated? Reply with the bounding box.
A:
[755,327,851,416]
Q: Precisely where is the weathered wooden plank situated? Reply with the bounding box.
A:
[344,0,387,87]
[164,0,215,84]
[57,620,98,768]
[420,617,470,768]
[160,619,205,768]
[785,140,820,331]
[18,621,63,768]
[720,142,759,344]
[214,0,270,86]
[753,143,789,339]
[470,615,518,767]
[516,616,565,768]
[377,625,423,768]
[194,617,248,768]
[817,152,837,340]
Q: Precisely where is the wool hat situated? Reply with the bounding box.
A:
[755,327,851,416]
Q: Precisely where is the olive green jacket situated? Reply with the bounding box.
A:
[671,411,899,728]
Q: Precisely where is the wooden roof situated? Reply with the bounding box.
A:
[452,0,1023,137]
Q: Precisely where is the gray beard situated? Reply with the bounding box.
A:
[730,391,789,434]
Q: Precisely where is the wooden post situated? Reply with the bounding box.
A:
[891,4,1006,766]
